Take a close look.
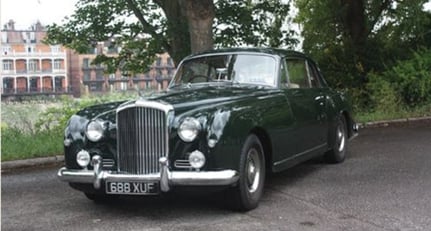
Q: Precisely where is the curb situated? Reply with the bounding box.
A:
[1,116,431,171]
[358,116,431,128]
[1,155,64,172]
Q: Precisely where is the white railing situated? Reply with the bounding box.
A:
[1,51,66,58]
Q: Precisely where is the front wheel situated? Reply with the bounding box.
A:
[324,116,348,163]
[229,134,265,211]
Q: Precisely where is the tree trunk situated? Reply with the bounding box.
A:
[156,0,191,65]
[341,0,367,48]
[340,0,367,82]
[179,0,215,54]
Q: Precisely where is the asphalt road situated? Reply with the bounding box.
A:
[2,123,431,231]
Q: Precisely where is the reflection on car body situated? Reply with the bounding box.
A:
[58,48,358,211]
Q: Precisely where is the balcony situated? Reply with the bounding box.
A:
[1,87,72,97]
[1,51,66,59]
[1,69,66,75]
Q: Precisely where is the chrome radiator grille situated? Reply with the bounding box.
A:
[117,105,168,174]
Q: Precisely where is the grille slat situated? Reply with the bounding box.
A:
[117,106,168,174]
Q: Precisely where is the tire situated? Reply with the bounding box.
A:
[229,134,265,211]
[324,116,348,163]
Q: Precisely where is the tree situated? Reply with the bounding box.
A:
[295,0,431,89]
[46,0,297,74]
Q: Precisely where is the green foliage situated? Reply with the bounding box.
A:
[295,0,431,90]
[367,73,401,114]
[214,0,298,48]
[1,126,63,161]
[45,0,298,73]
[358,48,431,121]
[371,49,431,108]
[2,93,135,161]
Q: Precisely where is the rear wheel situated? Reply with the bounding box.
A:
[229,134,265,211]
[324,116,348,163]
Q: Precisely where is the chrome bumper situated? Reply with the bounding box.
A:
[57,155,239,192]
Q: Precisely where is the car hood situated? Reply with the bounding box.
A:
[147,85,272,113]
[77,85,277,122]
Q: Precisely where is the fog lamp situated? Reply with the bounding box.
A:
[76,150,91,167]
[189,150,205,169]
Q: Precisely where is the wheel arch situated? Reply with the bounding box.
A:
[249,127,273,174]
[341,110,354,138]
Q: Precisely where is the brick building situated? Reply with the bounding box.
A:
[1,20,175,99]
[1,20,69,99]
[74,43,174,96]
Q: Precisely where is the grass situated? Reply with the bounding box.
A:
[355,105,431,123]
[1,128,63,161]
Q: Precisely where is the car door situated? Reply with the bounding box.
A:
[283,58,328,153]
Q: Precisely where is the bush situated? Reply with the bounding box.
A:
[367,73,402,114]
[380,48,431,107]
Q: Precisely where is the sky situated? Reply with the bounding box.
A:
[0,0,77,29]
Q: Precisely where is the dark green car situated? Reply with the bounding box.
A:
[58,48,358,211]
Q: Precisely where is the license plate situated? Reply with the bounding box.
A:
[106,181,159,195]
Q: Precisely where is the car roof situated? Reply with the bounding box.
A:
[187,47,308,59]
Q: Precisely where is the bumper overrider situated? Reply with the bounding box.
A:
[57,155,239,193]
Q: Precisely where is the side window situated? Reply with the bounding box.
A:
[285,59,310,88]
[279,60,288,89]
[306,61,321,88]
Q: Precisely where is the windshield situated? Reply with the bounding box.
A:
[169,54,277,88]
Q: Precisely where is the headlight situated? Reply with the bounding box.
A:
[86,120,104,142]
[178,117,201,142]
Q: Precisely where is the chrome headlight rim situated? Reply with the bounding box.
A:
[178,117,201,142]
[76,150,91,168]
[85,120,105,142]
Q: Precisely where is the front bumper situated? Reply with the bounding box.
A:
[57,155,239,193]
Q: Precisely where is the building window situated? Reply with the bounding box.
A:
[109,73,116,79]
[54,60,62,70]
[2,60,13,71]
[156,57,162,66]
[55,77,64,91]
[167,68,173,77]
[30,77,38,92]
[30,32,36,43]
[157,69,163,77]
[51,45,61,53]
[167,58,174,66]
[26,45,36,53]
[28,60,38,72]
[83,58,90,68]
[96,70,104,80]
[3,78,14,92]
[83,71,90,81]
[2,45,11,55]
[1,33,7,43]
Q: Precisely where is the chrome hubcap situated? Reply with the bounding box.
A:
[336,125,346,152]
[246,148,261,193]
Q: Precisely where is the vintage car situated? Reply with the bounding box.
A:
[58,48,358,211]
